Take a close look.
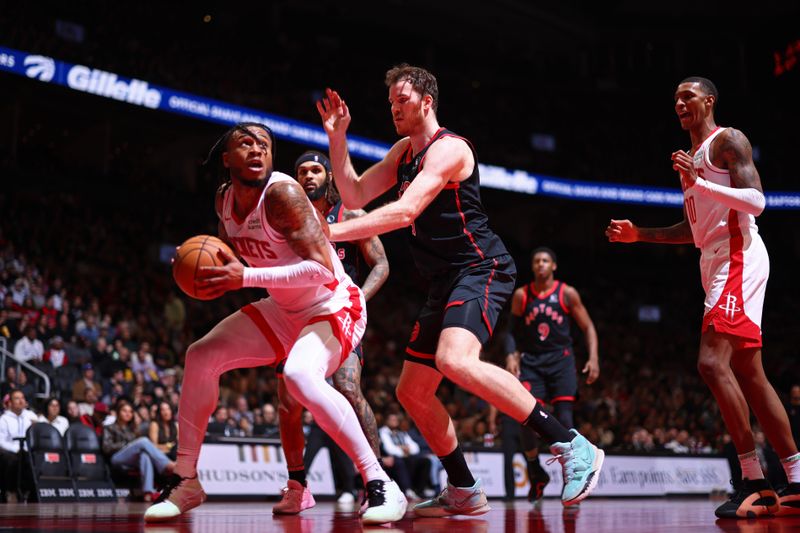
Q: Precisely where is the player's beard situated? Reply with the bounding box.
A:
[306,177,329,201]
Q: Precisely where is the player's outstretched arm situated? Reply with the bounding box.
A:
[605,217,693,245]
[329,136,468,242]
[317,88,400,209]
[344,208,390,301]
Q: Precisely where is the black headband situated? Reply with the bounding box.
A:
[294,151,331,174]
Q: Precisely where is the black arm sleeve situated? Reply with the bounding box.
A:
[504,314,519,354]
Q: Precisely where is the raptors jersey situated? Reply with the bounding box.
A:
[684,127,760,249]
[219,172,360,315]
[325,201,363,285]
[396,128,508,278]
[516,281,572,355]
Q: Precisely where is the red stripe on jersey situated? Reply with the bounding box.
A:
[529,281,559,300]
[241,304,286,364]
[691,126,722,155]
[406,347,436,360]
[558,282,570,314]
[445,300,466,309]
[701,210,761,346]
[453,186,486,260]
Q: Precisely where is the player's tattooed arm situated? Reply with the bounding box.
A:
[265,180,334,273]
[715,128,763,192]
[344,208,390,301]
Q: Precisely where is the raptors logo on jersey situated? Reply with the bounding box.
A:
[516,281,572,355]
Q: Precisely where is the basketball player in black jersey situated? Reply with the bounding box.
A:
[502,247,599,502]
[316,64,604,515]
[270,150,390,513]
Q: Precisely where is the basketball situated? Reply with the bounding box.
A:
[172,235,235,300]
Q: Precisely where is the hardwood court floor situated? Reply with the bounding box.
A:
[0,498,798,533]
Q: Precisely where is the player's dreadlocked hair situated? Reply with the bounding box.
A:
[385,63,439,113]
[203,122,276,183]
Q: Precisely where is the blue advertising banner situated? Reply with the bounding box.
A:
[2,45,798,209]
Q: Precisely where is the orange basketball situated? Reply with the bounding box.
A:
[172,235,235,300]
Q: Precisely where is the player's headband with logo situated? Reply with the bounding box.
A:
[294,151,331,174]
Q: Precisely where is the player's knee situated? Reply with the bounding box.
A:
[436,352,469,382]
[696,353,726,380]
[396,379,421,412]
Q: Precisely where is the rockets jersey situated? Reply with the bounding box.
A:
[516,281,572,355]
[684,127,761,249]
[396,128,509,278]
[325,201,363,285]
[219,172,359,314]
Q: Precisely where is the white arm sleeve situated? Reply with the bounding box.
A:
[242,260,335,289]
[694,177,766,216]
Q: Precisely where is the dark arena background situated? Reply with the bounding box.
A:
[1,2,799,532]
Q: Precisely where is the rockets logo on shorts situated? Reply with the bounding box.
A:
[718,292,741,321]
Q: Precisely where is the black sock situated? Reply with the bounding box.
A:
[288,469,307,487]
[526,454,545,477]
[523,403,573,444]
[438,446,476,488]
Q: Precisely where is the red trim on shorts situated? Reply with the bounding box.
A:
[324,278,339,291]
[443,183,460,190]
[558,282,570,314]
[551,396,575,403]
[406,347,436,360]
[445,300,466,309]
[307,285,363,367]
[480,259,498,336]
[701,210,762,347]
[240,304,286,366]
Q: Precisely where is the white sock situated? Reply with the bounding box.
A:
[781,452,800,483]
[738,450,764,480]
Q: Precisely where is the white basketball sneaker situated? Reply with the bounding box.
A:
[361,479,408,524]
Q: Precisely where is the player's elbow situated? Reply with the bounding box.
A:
[395,205,417,227]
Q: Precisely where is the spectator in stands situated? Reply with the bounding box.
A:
[43,335,68,368]
[13,325,44,363]
[0,390,37,502]
[65,400,81,425]
[207,405,234,436]
[16,369,35,402]
[80,400,109,437]
[0,309,14,339]
[102,400,175,502]
[65,334,92,368]
[0,366,19,398]
[38,397,69,436]
[149,401,178,461]
[78,387,100,417]
[77,314,100,344]
[254,402,279,438]
[163,290,185,340]
[72,362,102,403]
[379,413,431,500]
[52,313,74,344]
[132,341,159,382]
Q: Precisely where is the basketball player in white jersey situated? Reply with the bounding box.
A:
[144,123,406,524]
[606,77,800,519]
